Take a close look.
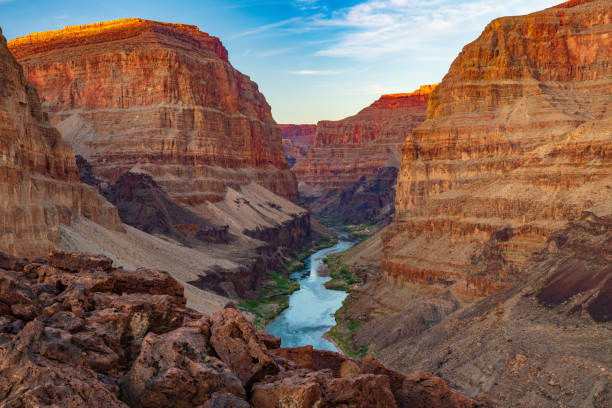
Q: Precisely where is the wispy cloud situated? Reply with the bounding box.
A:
[314,0,560,59]
[290,69,342,75]
[232,16,303,39]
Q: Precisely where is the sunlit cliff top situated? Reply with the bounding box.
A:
[8,18,228,61]
[381,84,438,100]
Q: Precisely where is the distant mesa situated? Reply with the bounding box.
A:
[292,84,437,224]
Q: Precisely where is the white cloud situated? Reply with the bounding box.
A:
[290,69,342,75]
[232,16,303,39]
[314,0,560,58]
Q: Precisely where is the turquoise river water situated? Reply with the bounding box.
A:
[266,233,355,351]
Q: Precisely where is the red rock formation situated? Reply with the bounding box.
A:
[280,124,317,146]
[291,85,435,222]
[8,18,298,206]
[0,250,484,407]
[0,27,121,258]
[280,124,316,168]
[383,0,612,296]
[293,86,434,194]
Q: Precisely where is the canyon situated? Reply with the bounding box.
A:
[6,19,315,311]
[0,0,611,406]
[382,0,612,297]
[327,1,611,407]
[292,85,435,224]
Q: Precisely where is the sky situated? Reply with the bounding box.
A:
[0,0,560,124]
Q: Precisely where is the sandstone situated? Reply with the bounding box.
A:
[293,85,435,223]
[0,27,122,258]
[9,18,298,205]
[209,307,279,387]
[0,250,483,407]
[383,0,612,296]
[121,328,245,407]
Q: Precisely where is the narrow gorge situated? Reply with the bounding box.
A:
[0,0,610,407]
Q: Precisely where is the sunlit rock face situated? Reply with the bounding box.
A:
[383,0,612,296]
[8,18,298,206]
[280,124,316,168]
[0,28,121,258]
[292,85,435,222]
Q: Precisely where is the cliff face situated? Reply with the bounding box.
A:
[383,0,612,296]
[8,18,298,205]
[293,85,435,223]
[0,28,121,258]
[280,124,316,168]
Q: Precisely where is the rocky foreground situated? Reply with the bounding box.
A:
[0,251,485,408]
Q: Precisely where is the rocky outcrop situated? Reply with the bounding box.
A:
[101,171,229,245]
[9,18,298,206]
[365,212,612,408]
[383,0,612,295]
[280,124,316,168]
[293,85,435,223]
[0,250,484,407]
[311,166,399,225]
[0,27,121,258]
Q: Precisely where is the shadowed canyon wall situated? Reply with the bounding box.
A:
[9,18,298,207]
[0,28,121,258]
[383,0,612,296]
[292,85,436,223]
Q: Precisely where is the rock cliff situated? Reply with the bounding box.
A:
[0,28,121,258]
[0,250,485,408]
[280,124,316,168]
[9,18,298,205]
[293,85,435,223]
[374,213,612,407]
[7,20,313,307]
[383,0,612,295]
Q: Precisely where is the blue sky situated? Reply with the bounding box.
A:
[1,0,560,123]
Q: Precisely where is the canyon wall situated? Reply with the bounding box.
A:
[293,85,435,223]
[383,0,612,296]
[6,19,312,310]
[280,124,316,168]
[0,28,121,258]
[9,18,298,207]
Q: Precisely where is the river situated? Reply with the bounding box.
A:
[266,232,355,351]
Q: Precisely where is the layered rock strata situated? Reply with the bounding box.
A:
[374,213,612,407]
[7,20,313,304]
[0,250,484,408]
[0,28,121,258]
[293,85,435,222]
[9,18,298,205]
[280,124,316,168]
[383,0,612,296]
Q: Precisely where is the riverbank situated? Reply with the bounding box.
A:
[320,223,387,359]
[266,231,356,350]
[237,235,339,329]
